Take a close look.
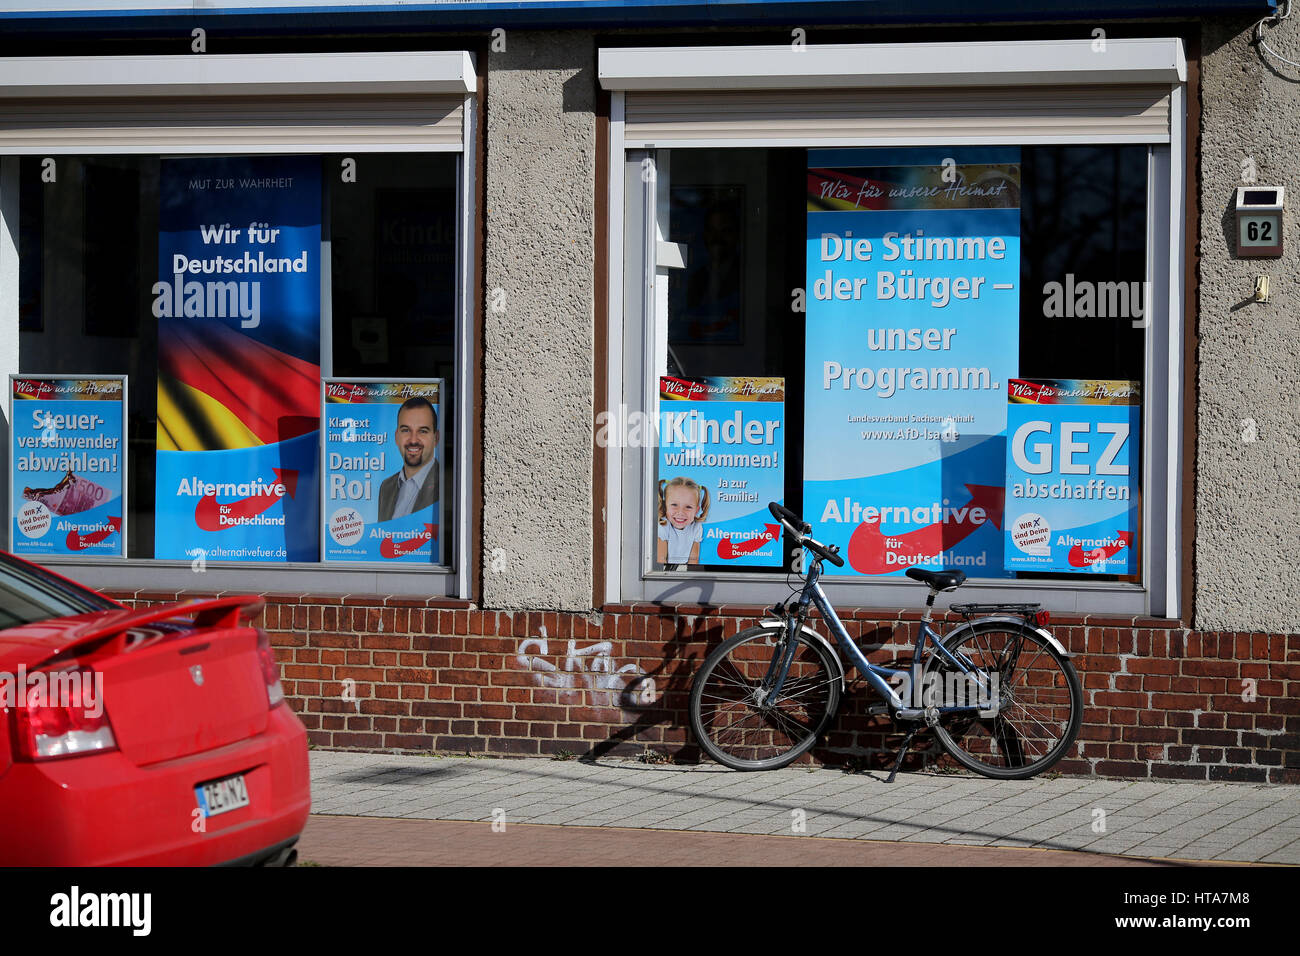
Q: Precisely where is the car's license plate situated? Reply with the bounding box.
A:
[195,774,250,818]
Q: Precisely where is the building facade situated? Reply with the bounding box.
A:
[0,0,1296,781]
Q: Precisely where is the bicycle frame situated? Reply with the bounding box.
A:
[768,558,996,715]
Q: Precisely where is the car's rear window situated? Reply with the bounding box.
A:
[0,554,116,631]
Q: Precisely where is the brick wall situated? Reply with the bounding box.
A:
[109,589,1300,783]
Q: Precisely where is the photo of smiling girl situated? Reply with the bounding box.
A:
[656,476,710,568]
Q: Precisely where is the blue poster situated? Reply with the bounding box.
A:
[656,376,784,568]
[152,157,321,562]
[322,381,443,564]
[10,377,126,558]
[1004,379,1140,575]
[804,148,1021,577]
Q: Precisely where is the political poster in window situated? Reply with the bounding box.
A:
[656,376,784,569]
[152,156,321,563]
[1004,379,1140,575]
[10,376,126,558]
[803,148,1021,577]
[322,380,443,564]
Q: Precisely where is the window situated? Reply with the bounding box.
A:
[653,144,1146,574]
[606,41,1185,616]
[14,153,461,568]
[1,51,477,597]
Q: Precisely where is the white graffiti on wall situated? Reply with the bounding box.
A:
[515,626,655,708]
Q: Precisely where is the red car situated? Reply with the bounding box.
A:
[0,551,310,865]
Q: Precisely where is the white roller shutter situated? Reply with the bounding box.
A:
[0,95,465,153]
[0,51,474,153]
[603,39,1184,147]
[624,85,1171,147]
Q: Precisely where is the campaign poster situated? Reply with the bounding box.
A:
[10,376,126,557]
[153,157,321,563]
[322,380,443,564]
[1004,379,1140,575]
[656,376,784,568]
[804,148,1021,577]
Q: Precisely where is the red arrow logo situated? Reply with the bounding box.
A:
[66,515,121,551]
[717,523,780,560]
[1068,530,1133,567]
[380,524,436,559]
[847,484,1004,575]
[194,468,297,532]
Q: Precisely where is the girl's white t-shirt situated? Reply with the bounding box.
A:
[658,521,703,563]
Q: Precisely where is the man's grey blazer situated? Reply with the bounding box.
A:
[377,467,439,522]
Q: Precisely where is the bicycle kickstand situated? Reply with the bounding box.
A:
[886,727,920,784]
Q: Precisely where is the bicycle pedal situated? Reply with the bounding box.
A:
[866,703,889,716]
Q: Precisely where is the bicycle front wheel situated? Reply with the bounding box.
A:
[689,625,841,771]
[927,621,1082,780]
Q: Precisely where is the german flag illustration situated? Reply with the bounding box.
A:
[157,319,319,452]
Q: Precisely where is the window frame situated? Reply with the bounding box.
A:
[603,39,1187,618]
[0,51,480,599]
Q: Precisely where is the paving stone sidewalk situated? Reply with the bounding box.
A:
[309,750,1300,864]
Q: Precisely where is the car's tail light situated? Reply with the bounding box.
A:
[11,667,118,761]
[256,629,285,707]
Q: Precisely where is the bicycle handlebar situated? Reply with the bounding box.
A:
[768,502,845,568]
[768,502,808,535]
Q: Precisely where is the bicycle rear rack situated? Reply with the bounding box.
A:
[949,602,1041,619]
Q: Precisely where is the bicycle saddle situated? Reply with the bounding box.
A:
[905,567,967,591]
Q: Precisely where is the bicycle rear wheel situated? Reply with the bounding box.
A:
[689,625,841,771]
[926,621,1081,780]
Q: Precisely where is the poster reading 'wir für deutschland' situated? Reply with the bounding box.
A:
[153,157,321,563]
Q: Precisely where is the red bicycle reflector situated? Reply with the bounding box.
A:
[1034,610,1051,628]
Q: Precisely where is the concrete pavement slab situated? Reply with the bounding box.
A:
[305,750,1299,864]
[295,816,1203,867]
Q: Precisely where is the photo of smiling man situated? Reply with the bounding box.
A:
[377,396,440,521]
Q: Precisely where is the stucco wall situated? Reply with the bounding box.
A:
[482,32,596,611]
[1196,16,1300,632]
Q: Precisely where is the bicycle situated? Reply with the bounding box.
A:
[688,502,1083,781]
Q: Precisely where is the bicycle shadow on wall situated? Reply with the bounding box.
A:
[583,580,723,764]
[582,574,722,764]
